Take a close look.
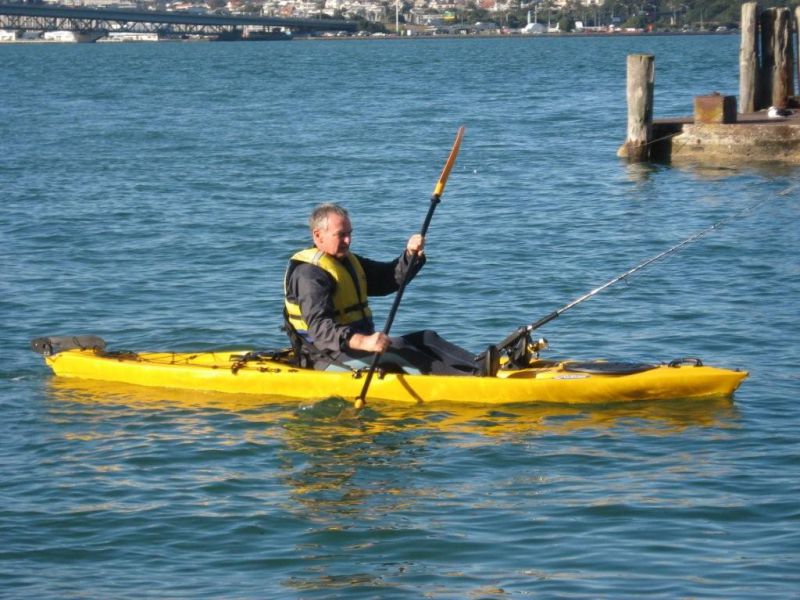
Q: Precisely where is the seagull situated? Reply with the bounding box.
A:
[767,106,792,119]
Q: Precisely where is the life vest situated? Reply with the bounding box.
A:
[284,248,374,339]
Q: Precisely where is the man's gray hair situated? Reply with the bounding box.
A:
[309,203,349,233]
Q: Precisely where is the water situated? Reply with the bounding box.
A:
[2,35,799,598]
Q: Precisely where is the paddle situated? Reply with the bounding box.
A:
[354,126,465,411]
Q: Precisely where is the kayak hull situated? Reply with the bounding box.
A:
[42,348,748,405]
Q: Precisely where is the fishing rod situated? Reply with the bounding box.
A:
[492,191,786,359]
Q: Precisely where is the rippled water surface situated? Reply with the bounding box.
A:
[1,35,799,598]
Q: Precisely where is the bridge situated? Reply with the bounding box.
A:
[0,3,357,38]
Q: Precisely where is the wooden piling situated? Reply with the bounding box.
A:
[618,54,654,161]
[760,8,776,109]
[760,8,794,108]
[771,8,794,106]
[796,7,800,96]
[739,1,759,113]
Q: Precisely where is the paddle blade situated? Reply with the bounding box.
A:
[432,126,465,198]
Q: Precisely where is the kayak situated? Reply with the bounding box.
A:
[32,337,748,405]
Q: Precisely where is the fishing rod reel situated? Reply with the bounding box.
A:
[478,327,548,372]
[501,332,548,370]
[531,336,549,354]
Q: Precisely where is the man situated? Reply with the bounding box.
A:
[284,203,495,375]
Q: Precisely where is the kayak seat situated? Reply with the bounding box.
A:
[30,335,107,356]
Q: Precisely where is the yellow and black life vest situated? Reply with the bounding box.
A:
[284,248,373,337]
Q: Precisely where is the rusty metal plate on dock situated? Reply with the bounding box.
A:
[694,94,737,124]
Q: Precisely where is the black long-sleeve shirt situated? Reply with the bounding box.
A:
[285,251,425,353]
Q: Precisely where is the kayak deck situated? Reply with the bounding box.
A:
[42,347,748,406]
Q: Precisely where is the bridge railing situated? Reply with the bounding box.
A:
[0,3,357,34]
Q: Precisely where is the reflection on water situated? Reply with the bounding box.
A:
[668,158,800,179]
[47,376,740,438]
[47,377,298,418]
[623,161,661,184]
[38,371,753,597]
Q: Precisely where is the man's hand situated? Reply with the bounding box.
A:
[406,234,425,256]
[349,332,391,353]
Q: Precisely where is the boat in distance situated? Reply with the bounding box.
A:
[32,336,748,406]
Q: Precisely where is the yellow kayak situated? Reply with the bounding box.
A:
[34,337,748,405]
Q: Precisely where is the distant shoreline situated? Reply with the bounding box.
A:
[1,29,738,44]
[300,30,738,41]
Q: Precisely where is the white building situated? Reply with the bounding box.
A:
[549,0,603,6]
[101,31,160,41]
[43,30,81,41]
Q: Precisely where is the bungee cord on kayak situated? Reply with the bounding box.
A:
[487,187,793,369]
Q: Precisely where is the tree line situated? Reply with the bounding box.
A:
[455,0,800,32]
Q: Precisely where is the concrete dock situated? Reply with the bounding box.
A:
[649,109,800,164]
[619,3,800,166]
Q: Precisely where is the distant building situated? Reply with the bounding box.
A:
[42,0,139,6]
[550,0,602,6]
[102,30,160,40]
[473,21,498,32]
[520,21,545,34]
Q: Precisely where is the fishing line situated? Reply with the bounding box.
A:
[493,186,788,354]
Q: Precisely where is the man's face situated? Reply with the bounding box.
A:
[313,213,352,259]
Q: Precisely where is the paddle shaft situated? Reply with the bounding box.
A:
[355,195,439,403]
[355,127,465,408]
[379,197,439,336]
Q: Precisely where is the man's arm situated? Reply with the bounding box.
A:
[357,250,426,297]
